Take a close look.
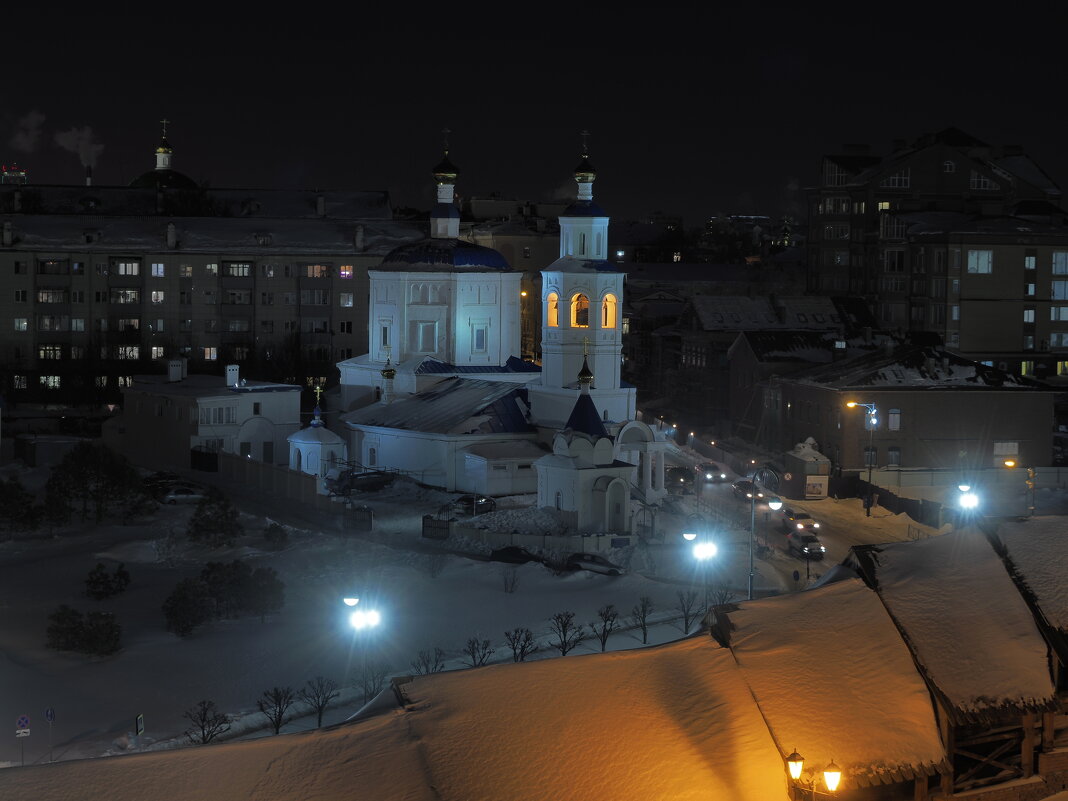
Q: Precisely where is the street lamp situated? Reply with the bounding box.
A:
[786,750,842,799]
[683,526,718,610]
[748,488,782,600]
[1003,459,1037,517]
[343,596,381,630]
[846,401,878,517]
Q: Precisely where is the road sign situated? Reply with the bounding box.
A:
[45,707,55,723]
[16,714,30,737]
[136,714,144,736]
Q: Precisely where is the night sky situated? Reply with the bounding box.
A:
[4,6,1066,228]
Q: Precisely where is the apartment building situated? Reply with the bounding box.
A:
[806,128,1068,378]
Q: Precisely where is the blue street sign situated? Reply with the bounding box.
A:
[45,707,55,723]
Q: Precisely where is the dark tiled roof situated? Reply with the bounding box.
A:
[564,393,609,438]
[378,238,511,272]
[413,356,540,375]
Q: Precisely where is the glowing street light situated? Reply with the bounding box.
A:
[749,487,782,600]
[846,401,878,516]
[343,596,381,630]
[786,750,842,798]
[1003,459,1037,516]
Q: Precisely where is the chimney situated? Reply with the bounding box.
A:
[2,221,12,247]
[225,364,240,387]
[354,224,365,252]
[167,359,183,382]
[316,194,325,217]
[166,222,177,249]
[85,165,92,187]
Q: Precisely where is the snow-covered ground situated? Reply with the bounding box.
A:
[0,452,1059,773]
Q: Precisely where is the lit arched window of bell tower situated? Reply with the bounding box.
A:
[546,292,559,327]
[571,294,589,327]
[601,293,617,328]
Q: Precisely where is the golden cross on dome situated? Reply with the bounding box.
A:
[313,384,323,404]
[580,129,590,155]
[160,118,170,138]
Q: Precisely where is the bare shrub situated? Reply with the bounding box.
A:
[462,636,494,668]
[630,595,654,644]
[591,604,620,652]
[547,611,586,656]
[504,627,538,662]
[410,647,446,675]
[183,700,231,745]
[298,676,340,728]
[257,686,296,735]
[675,589,700,634]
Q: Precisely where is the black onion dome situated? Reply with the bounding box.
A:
[377,238,512,272]
[433,153,460,184]
[129,169,198,190]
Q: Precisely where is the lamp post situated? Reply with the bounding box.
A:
[1003,459,1036,517]
[683,526,718,610]
[748,487,782,600]
[786,750,842,799]
[846,401,877,516]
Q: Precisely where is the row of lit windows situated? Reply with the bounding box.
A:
[13,261,357,279]
[545,293,618,329]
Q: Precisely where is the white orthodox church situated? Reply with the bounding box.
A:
[298,145,671,534]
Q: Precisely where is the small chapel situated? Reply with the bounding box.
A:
[325,141,672,533]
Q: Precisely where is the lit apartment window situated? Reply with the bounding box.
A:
[339,293,353,308]
[303,263,330,278]
[151,291,165,304]
[673,252,682,262]
[13,375,27,389]
[888,409,901,431]
[1025,255,1036,270]
[151,346,165,358]
[114,261,140,276]
[1021,360,1034,375]
[151,263,165,277]
[1058,361,1068,376]
[40,375,61,388]
[38,345,62,359]
[1024,308,1035,323]
[1026,283,1036,296]
[203,347,218,360]
[1053,281,1068,301]
[966,250,993,274]
[951,305,960,320]
[225,262,251,277]
[1053,252,1068,274]
[205,263,218,275]
[1024,335,1035,350]
[339,264,353,279]
[1052,306,1068,321]
[14,318,27,331]
[180,264,193,277]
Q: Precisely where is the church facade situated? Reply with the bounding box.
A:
[335,146,669,531]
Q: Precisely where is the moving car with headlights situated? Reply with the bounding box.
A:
[785,531,826,560]
[695,461,728,482]
[731,479,764,501]
[449,494,497,515]
[780,507,821,533]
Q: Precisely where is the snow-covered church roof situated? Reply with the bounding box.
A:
[340,378,534,435]
[374,237,512,272]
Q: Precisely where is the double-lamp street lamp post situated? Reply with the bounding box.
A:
[846,401,877,517]
[1003,459,1037,517]
[786,750,842,799]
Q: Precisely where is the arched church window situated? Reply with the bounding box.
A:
[579,233,586,256]
[368,447,377,466]
[546,293,559,327]
[601,293,618,328]
[411,283,429,304]
[571,293,589,328]
[554,491,561,510]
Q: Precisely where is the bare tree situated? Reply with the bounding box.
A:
[257,686,296,735]
[590,604,620,652]
[547,611,586,656]
[410,647,446,675]
[183,699,231,745]
[298,676,340,728]
[353,660,392,704]
[675,589,700,634]
[462,636,494,668]
[502,567,519,594]
[630,595,654,644]
[504,627,538,662]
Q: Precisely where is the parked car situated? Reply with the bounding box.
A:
[449,494,497,515]
[695,461,728,482]
[785,531,826,560]
[780,508,821,533]
[565,552,625,576]
[325,469,394,496]
[731,479,764,501]
[488,546,543,565]
[161,485,208,505]
[665,466,695,495]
